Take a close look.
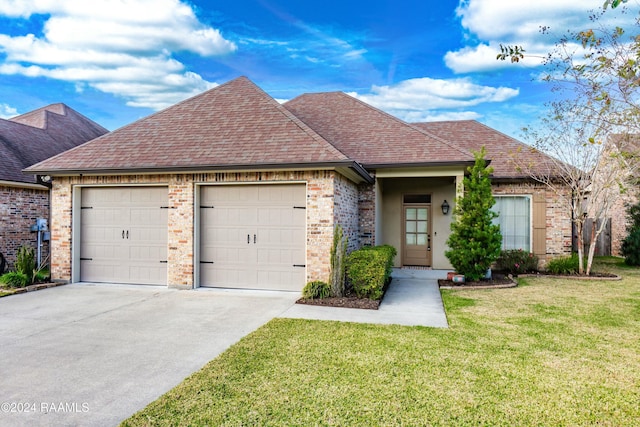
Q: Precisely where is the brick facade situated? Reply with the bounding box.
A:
[609,188,639,256]
[49,170,350,287]
[333,173,360,253]
[492,182,573,262]
[357,180,376,247]
[0,185,50,271]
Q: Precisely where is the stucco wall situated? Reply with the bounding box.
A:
[0,185,50,270]
[49,170,348,288]
[376,177,456,270]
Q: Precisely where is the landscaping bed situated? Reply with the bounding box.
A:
[296,292,381,310]
[438,273,517,289]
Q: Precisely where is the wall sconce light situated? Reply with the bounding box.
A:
[441,200,450,215]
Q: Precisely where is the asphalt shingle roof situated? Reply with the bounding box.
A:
[27,77,351,174]
[284,92,475,167]
[413,120,559,179]
[0,104,108,184]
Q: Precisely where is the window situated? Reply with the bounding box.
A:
[492,196,531,251]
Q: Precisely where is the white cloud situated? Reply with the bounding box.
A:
[447,0,640,73]
[348,77,518,123]
[350,77,519,112]
[0,103,18,119]
[404,110,482,123]
[0,0,236,110]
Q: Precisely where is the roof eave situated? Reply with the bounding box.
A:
[364,160,478,170]
[24,160,374,184]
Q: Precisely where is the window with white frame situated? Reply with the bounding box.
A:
[492,195,532,251]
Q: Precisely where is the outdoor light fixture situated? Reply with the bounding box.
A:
[441,200,450,215]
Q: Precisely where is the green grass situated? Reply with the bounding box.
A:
[123,258,640,426]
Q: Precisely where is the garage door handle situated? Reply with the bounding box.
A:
[247,234,250,244]
[254,234,257,244]
[126,230,129,239]
[122,230,125,239]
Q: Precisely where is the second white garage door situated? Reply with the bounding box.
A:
[199,184,306,291]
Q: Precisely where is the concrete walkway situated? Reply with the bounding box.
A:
[280,268,449,328]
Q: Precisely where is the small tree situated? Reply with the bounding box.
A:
[446,147,502,281]
[498,5,640,274]
[329,224,347,297]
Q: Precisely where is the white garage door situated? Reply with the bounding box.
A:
[80,187,168,285]
[200,184,306,291]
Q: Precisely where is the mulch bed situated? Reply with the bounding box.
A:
[296,280,391,310]
[296,293,381,310]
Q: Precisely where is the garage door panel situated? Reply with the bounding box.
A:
[200,184,305,291]
[80,187,168,285]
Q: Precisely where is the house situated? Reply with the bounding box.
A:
[600,135,640,256]
[0,104,108,270]
[25,77,572,291]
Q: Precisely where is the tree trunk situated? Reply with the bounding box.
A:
[576,221,585,275]
[586,220,597,276]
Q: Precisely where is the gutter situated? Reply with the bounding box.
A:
[23,160,375,184]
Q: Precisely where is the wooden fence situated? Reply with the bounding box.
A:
[572,218,612,256]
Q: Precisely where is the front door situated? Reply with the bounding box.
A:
[402,204,432,266]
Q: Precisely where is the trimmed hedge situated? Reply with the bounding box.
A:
[346,245,397,300]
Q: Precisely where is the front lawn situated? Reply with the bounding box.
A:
[123,258,640,426]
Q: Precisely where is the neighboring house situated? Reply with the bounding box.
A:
[0,104,108,270]
[600,135,640,256]
[26,77,571,291]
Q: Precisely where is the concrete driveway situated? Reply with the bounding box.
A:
[0,283,299,427]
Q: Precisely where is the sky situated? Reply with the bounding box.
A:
[0,0,638,140]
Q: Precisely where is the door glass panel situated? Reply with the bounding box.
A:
[417,221,427,233]
[406,234,417,245]
[417,208,428,220]
[417,234,428,245]
[406,221,416,233]
[406,208,416,220]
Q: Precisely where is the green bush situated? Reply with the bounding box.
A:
[302,281,330,299]
[621,201,640,266]
[34,268,50,283]
[371,245,397,283]
[346,249,387,300]
[15,246,36,283]
[546,254,582,275]
[621,228,640,266]
[0,271,30,288]
[495,249,539,275]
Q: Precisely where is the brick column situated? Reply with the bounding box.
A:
[167,178,194,289]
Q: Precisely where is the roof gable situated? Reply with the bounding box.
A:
[0,104,108,184]
[27,77,351,174]
[284,92,475,167]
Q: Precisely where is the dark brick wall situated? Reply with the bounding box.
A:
[0,185,50,271]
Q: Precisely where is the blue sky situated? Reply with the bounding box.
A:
[0,0,638,140]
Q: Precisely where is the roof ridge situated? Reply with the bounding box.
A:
[242,80,351,161]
